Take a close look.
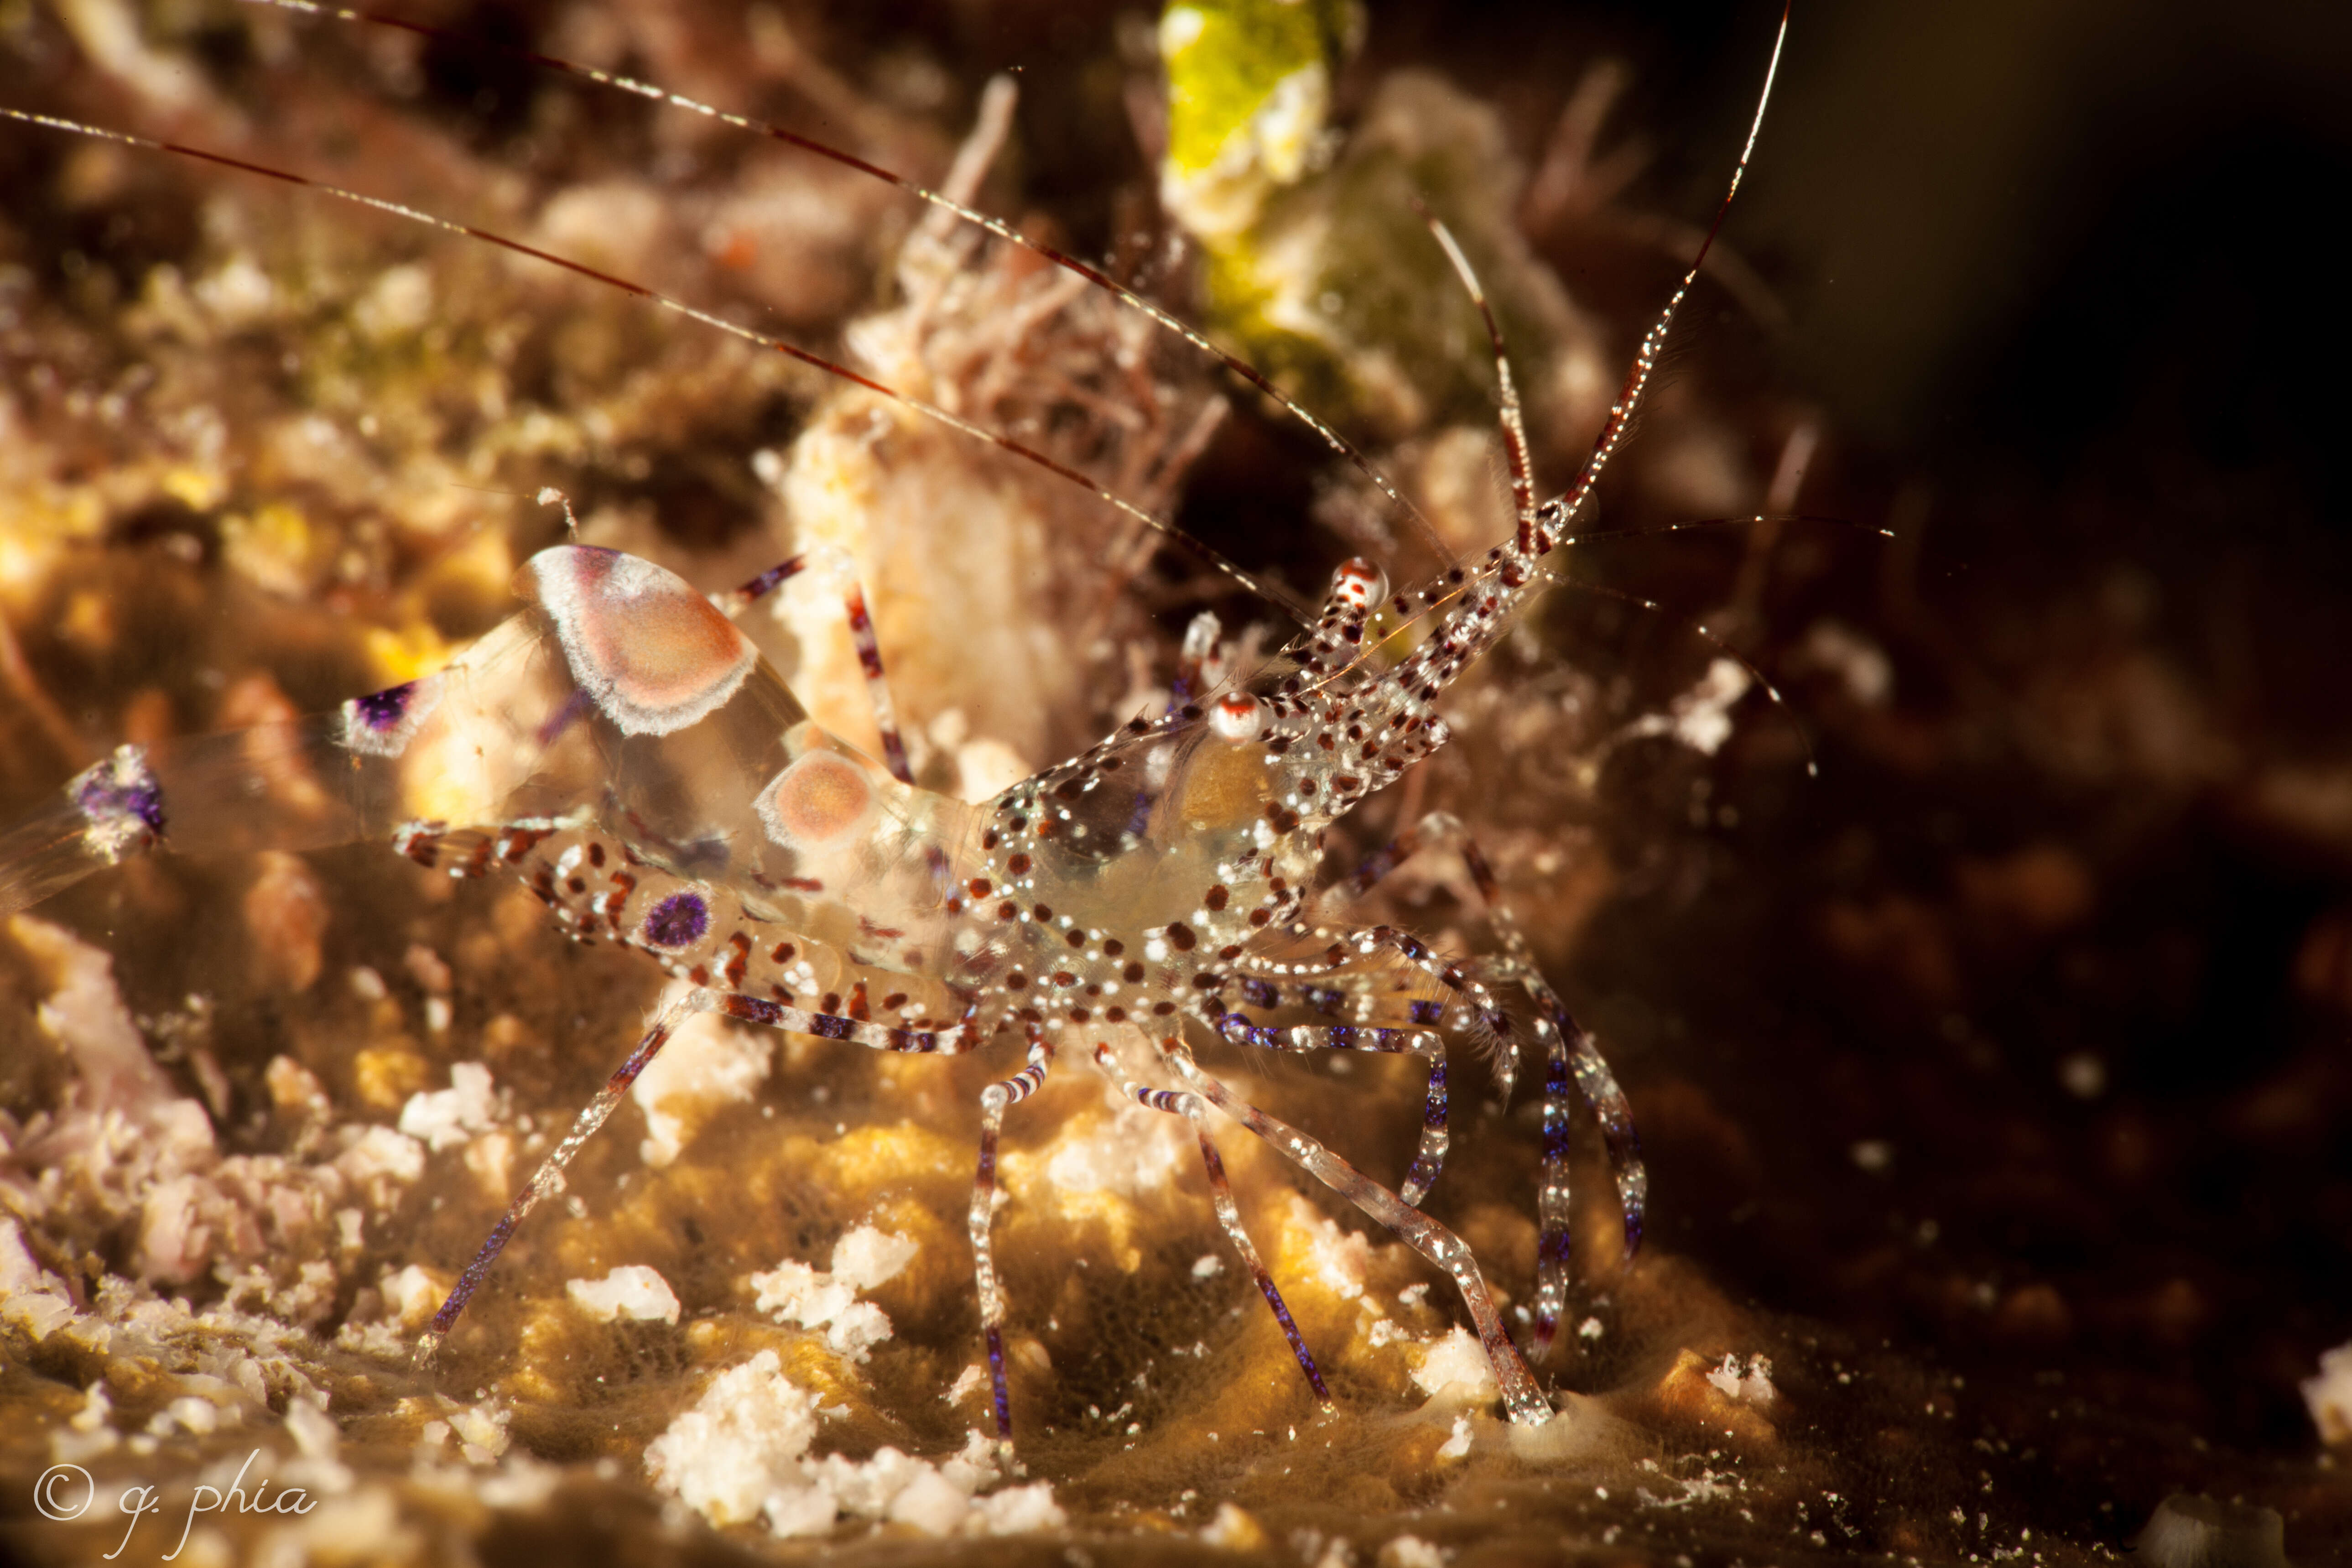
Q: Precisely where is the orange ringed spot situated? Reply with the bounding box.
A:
[755,750,878,851]
[524,545,756,735]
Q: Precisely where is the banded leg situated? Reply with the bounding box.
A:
[1353,810,1647,1349]
[1548,997,1644,1260]
[972,1031,1054,1448]
[1160,1042,1551,1427]
[1091,1044,1331,1411]
[714,554,916,786]
[1204,1004,1451,1209]
[418,987,986,1366]
[1167,610,1221,714]
[1430,978,1643,1354]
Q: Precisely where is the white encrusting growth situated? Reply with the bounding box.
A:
[2303,1341,2352,1444]
[397,1063,501,1153]
[750,1224,920,1362]
[1036,1081,1193,1201]
[1704,1353,1777,1407]
[2133,1495,2291,1568]
[1620,657,1752,757]
[1290,1198,1371,1302]
[5,916,427,1310]
[643,1349,1063,1538]
[567,1265,682,1325]
[0,1216,75,1340]
[629,980,775,1166]
[1411,1327,1503,1405]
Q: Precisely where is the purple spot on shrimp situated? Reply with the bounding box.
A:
[339,674,442,757]
[1538,1223,1575,1269]
[1542,1054,1573,1165]
[640,891,710,949]
[536,687,592,749]
[1422,1058,1451,1126]
[1409,999,1443,1026]
[350,681,417,732]
[985,1324,1011,1439]
[71,745,165,863]
[1240,978,1279,1010]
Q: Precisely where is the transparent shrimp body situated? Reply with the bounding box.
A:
[947,547,1525,1038]
[2,545,977,1027]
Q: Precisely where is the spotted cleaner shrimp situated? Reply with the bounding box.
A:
[0,2,1790,1446]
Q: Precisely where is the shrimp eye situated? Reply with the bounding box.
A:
[756,750,878,850]
[1209,693,1260,743]
[1330,557,1386,611]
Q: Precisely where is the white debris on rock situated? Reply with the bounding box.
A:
[750,1225,919,1362]
[944,1363,989,1407]
[1705,1353,1778,1407]
[377,1265,444,1330]
[2134,1494,2290,1568]
[1796,618,1894,706]
[449,1400,511,1464]
[1200,1501,1270,1552]
[1289,1198,1370,1302]
[644,1349,1063,1539]
[1037,1078,1192,1200]
[397,1062,500,1153]
[1379,1535,1448,1568]
[1621,658,1753,757]
[1667,659,1753,755]
[996,1072,1196,1273]
[3,917,427,1311]
[1411,1328,1502,1406]
[630,979,775,1167]
[567,1265,682,1325]
[2303,1341,2352,1444]
[0,1216,76,1340]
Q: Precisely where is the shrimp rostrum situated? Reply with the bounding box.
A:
[0,8,1790,1444]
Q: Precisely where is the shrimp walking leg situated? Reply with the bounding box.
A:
[1093,1044,1332,1411]
[421,982,989,1365]
[1350,809,1645,1350]
[715,556,916,786]
[1206,1004,1454,1209]
[1161,1041,1550,1425]
[971,1031,1053,1446]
